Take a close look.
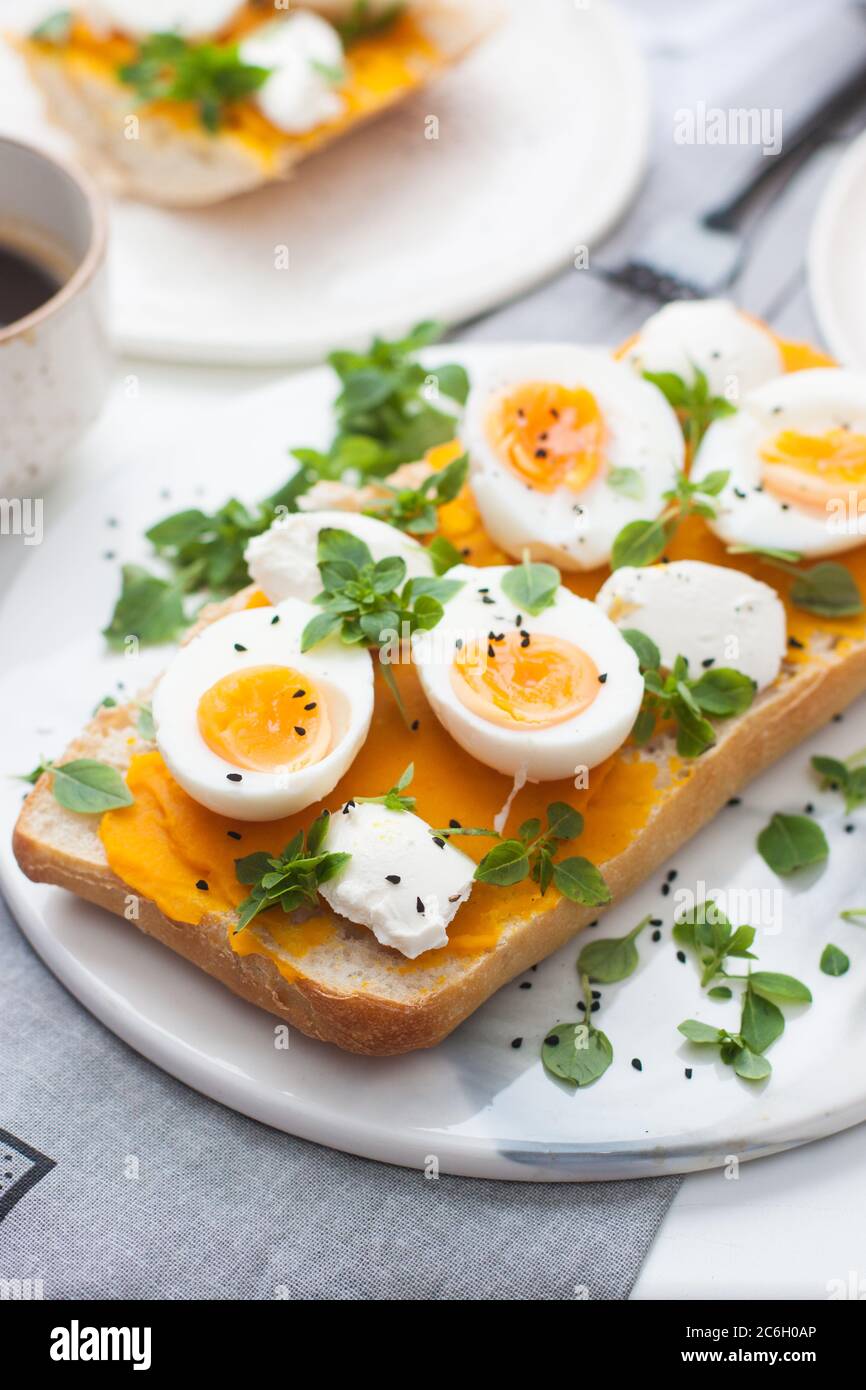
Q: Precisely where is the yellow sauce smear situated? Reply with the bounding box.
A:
[36,10,441,169]
[101,332,861,972]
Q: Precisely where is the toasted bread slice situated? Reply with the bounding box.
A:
[17,2,497,207]
[13,584,866,1054]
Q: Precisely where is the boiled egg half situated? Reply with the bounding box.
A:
[412,564,644,779]
[691,368,866,557]
[463,345,684,570]
[152,597,373,820]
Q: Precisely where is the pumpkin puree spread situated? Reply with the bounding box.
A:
[101,334,862,976]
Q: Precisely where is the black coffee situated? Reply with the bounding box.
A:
[0,243,62,328]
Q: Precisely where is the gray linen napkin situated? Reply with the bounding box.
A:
[0,896,678,1300]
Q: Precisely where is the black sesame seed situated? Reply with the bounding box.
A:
[519,981,532,990]
[788,636,804,649]
[631,1058,643,1071]
[591,989,601,1000]
[661,882,670,896]
[650,917,662,926]
[416,897,425,914]
[804,802,815,814]
[449,818,461,829]
[652,929,661,942]
[343,799,355,813]
[550,408,559,418]
[544,1034,559,1046]
[588,919,599,928]
[196,880,209,891]
[521,635,530,648]
[578,1001,586,1012]
[598,672,608,684]
[448,893,462,903]
[534,448,548,459]
[667,869,678,881]
[701,658,715,668]
[515,614,523,626]
[482,596,495,605]
[411,719,420,732]
[487,644,496,658]
[590,1000,600,1012]
[227,830,242,840]
[685,1068,693,1080]
[304,702,316,711]
[386,874,401,884]
[511,1037,523,1049]
[455,638,463,650]
[727,797,742,806]
[294,726,306,736]
[846,824,856,833]
[733,487,746,499]
[676,950,686,964]
[227,773,242,782]
[833,713,844,723]
[293,689,306,699]
[478,587,490,593]
[234,643,247,652]
[432,836,446,848]
[271,614,280,625]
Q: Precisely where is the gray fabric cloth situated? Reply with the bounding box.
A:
[1,896,679,1300]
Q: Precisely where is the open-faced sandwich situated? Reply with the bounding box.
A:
[15,1,497,205]
[14,303,866,1055]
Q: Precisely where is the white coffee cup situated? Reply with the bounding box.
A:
[0,135,111,498]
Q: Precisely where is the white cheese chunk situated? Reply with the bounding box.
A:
[595,559,787,691]
[319,802,475,958]
[245,510,432,604]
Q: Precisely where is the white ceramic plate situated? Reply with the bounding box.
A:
[0,0,648,365]
[809,130,866,367]
[4,347,866,1181]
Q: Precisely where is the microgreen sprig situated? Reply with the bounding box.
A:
[541,972,614,1087]
[811,744,866,813]
[118,32,271,133]
[577,914,652,984]
[355,763,416,813]
[672,900,757,988]
[728,547,864,618]
[436,802,611,906]
[623,628,755,758]
[363,451,468,534]
[233,810,349,934]
[643,366,737,452]
[611,467,730,570]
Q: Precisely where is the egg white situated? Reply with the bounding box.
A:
[245,509,433,605]
[624,299,783,402]
[463,345,684,571]
[153,597,373,821]
[412,564,643,780]
[596,560,787,691]
[692,368,866,558]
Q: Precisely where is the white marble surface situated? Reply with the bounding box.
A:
[5,0,866,1297]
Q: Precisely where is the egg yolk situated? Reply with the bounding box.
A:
[450,630,600,730]
[486,381,607,494]
[761,427,866,510]
[197,665,331,773]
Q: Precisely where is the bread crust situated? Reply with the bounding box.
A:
[16,1,498,207]
[13,586,866,1054]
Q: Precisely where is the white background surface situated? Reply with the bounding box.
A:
[6,0,866,1296]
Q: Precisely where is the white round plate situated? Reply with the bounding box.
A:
[809,130,866,367]
[3,346,866,1181]
[0,0,648,365]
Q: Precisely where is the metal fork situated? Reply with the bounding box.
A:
[604,55,866,302]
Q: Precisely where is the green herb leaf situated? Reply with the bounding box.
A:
[357,763,416,814]
[474,840,530,887]
[576,914,650,983]
[748,972,812,1004]
[622,628,661,673]
[811,750,866,813]
[552,857,611,906]
[789,562,863,618]
[757,812,829,876]
[427,362,470,406]
[427,536,463,575]
[732,1047,772,1082]
[32,10,72,43]
[688,667,756,717]
[336,1,405,45]
[501,559,561,616]
[542,1019,613,1087]
[51,760,134,814]
[234,817,350,934]
[103,565,186,648]
[820,943,850,977]
[708,986,733,1000]
[118,32,271,133]
[677,1019,726,1044]
[136,703,156,741]
[607,466,644,500]
[611,516,670,570]
[300,609,342,652]
[740,987,785,1054]
[546,802,584,841]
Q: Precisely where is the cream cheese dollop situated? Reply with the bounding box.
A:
[239,12,346,135]
[319,801,475,958]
